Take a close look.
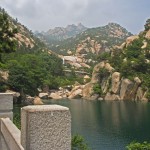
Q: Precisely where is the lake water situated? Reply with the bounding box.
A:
[43,99,150,150]
[15,99,150,150]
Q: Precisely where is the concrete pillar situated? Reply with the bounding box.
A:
[0,93,13,150]
[21,105,71,150]
[0,93,13,120]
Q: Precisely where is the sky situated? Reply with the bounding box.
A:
[0,0,150,34]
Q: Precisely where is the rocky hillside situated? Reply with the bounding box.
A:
[66,19,150,101]
[0,7,50,54]
[35,23,87,42]
[0,8,65,99]
[47,23,132,54]
[49,23,132,72]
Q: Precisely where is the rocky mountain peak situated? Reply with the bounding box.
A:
[43,23,87,40]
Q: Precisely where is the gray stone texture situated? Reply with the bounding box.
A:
[0,93,13,120]
[21,105,71,150]
[0,118,24,150]
[0,93,14,150]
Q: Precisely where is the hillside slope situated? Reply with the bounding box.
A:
[43,23,132,73]
[79,19,150,101]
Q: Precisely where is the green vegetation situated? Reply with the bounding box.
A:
[72,134,90,150]
[0,8,18,62]
[126,141,150,150]
[93,83,102,95]
[4,53,63,96]
[98,35,150,99]
[145,19,150,31]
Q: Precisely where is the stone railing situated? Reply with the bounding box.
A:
[0,93,71,150]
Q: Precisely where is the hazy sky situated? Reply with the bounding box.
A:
[0,0,150,34]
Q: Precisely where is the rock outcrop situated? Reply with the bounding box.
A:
[68,85,83,99]
[33,97,43,105]
[111,72,120,94]
[126,35,139,46]
[39,93,48,99]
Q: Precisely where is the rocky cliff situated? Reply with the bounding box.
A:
[67,20,150,101]
[46,23,132,73]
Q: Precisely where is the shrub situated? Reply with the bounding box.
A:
[126,141,150,150]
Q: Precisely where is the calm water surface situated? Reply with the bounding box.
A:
[16,99,150,150]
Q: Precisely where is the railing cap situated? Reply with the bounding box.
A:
[22,105,69,112]
[0,93,13,95]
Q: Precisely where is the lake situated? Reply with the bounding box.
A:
[14,99,150,150]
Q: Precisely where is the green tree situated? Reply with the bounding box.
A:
[0,10,17,62]
[126,141,150,150]
[7,53,64,96]
[144,18,150,31]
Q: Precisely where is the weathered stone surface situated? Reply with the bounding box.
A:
[105,63,114,72]
[39,93,48,99]
[128,77,142,99]
[68,88,82,99]
[101,76,111,94]
[111,72,121,94]
[68,84,84,99]
[21,105,71,150]
[141,40,147,49]
[135,87,148,101]
[5,90,20,103]
[0,93,13,120]
[82,82,94,99]
[5,90,20,98]
[83,75,90,83]
[118,77,141,100]
[63,56,77,63]
[0,70,9,81]
[91,62,105,83]
[0,112,13,121]
[145,29,150,39]
[0,93,13,111]
[89,94,99,100]
[98,97,104,101]
[120,79,134,100]
[1,118,24,150]
[33,97,43,105]
[126,35,139,46]
[49,92,62,99]
[105,93,120,100]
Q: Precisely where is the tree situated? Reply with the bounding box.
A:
[0,10,17,62]
[126,141,150,150]
[144,19,150,31]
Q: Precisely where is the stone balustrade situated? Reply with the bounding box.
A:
[0,93,13,120]
[0,93,71,150]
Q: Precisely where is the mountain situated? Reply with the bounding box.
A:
[47,23,132,54]
[68,19,150,101]
[35,23,87,42]
[42,23,132,72]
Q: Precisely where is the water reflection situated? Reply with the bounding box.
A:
[43,99,150,150]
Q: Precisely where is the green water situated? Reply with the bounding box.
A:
[14,99,150,150]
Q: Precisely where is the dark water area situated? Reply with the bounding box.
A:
[14,99,150,150]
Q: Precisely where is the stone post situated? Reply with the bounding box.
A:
[21,105,71,150]
[0,93,13,120]
[0,93,13,150]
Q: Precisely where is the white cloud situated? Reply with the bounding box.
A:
[0,0,150,33]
